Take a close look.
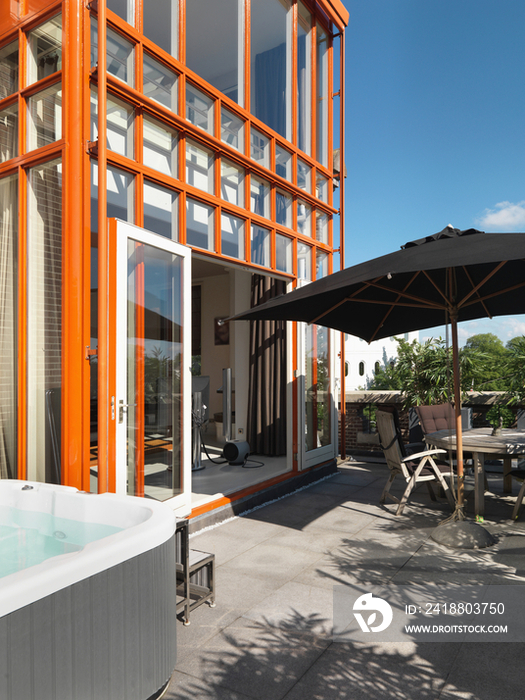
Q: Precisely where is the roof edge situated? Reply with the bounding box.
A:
[317,0,349,30]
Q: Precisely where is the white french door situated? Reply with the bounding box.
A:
[115,221,191,510]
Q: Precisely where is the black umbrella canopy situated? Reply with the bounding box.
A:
[230,227,525,341]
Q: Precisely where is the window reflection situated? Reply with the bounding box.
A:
[0,41,19,99]
[144,180,178,240]
[143,0,178,57]
[305,324,331,452]
[143,54,177,111]
[27,15,62,85]
[221,213,244,259]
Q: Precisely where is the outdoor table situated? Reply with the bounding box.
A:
[424,428,525,517]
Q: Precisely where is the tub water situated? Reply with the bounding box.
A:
[0,480,177,700]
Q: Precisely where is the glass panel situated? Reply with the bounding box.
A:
[0,103,18,163]
[316,172,328,202]
[143,54,178,111]
[297,2,311,154]
[0,173,18,479]
[250,176,270,219]
[144,180,178,240]
[297,199,311,237]
[316,212,328,243]
[250,0,291,138]
[27,83,62,151]
[221,159,244,207]
[108,0,134,25]
[305,324,331,451]
[186,83,214,134]
[221,107,244,152]
[297,159,311,192]
[316,23,328,166]
[276,233,292,273]
[275,145,291,180]
[316,250,328,279]
[186,139,214,193]
[143,116,177,176]
[107,27,134,86]
[251,224,269,266]
[27,159,62,484]
[275,189,291,228]
[27,14,62,85]
[107,96,134,158]
[90,162,134,230]
[143,0,178,58]
[186,0,242,104]
[251,127,269,168]
[0,41,18,99]
[186,197,214,250]
[221,212,244,259]
[126,240,183,500]
[297,241,311,280]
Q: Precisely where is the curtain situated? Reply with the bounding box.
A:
[0,175,17,479]
[247,275,287,456]
[254,43,286,138]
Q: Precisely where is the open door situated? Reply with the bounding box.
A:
[115,221,191,510]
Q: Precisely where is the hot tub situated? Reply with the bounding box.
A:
[0,480,177,700]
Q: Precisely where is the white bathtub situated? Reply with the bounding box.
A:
[0,480,178,700]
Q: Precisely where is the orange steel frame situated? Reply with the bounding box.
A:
[1,0,346,505]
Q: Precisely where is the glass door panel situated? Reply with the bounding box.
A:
[116,222,191,507]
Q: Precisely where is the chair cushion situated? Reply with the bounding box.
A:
[416,404,455,434]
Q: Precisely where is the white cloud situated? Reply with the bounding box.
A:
[476,201,525,231]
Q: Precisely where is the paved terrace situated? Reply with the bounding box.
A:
[165,458,525,700]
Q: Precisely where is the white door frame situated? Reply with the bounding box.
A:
[115,221,192,511]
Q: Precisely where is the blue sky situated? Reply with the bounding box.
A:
[341,0,525,345]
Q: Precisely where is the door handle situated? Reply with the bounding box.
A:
[119,400,138,424]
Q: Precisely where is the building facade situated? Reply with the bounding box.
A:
[0,0,348,518]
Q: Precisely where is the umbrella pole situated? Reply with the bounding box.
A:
[451,313,465,515]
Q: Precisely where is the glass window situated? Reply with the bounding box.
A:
[316,23,328,166]
[144,180,178,240]
[250,176,270,219]
[276,233,292,274]
[305,324,331,451]
[316,250,328,279]
[316,212,328,244]
[186,197,214,250]
[221,107,244,152]
[143,0,179,58]
[27,15,62,85]
[90,162,134,231]
[108,0,134,25]
[275,145,291,180]
[27,159,62,483]
[27,83,62,151]
[186,0,243,105]
[0,103,18,163]
[221,159,244,207]
[107,27,134,86]
[298,241,311,280]
[297,2,311,154]
[143,54,177,111]
[297,199,311,237]
[221,213,244,259]
[251,224,270,267]
[251,127,269,168]
[0,40,19,99]
[143,116,177,176]
[186,140,214,193]
[0,173,18,479]
[186,83,214,134]
[275,189,291,228]
[316,172,328,202]
[250,0,291,139]
[90,91,134,159]
[297,159,311,192]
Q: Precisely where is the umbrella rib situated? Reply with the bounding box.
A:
[456,261,506,309]
[462,277,525,309]
[368,272,432,342]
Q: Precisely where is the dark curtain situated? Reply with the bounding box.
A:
[247,275,287,456]
[254,43,286,138]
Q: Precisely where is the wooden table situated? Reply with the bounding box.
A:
[425,428,525,517]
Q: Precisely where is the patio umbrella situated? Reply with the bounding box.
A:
[230,226,525,514]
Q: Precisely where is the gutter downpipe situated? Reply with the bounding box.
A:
[339,29,346,460]
[97,0,109,492]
